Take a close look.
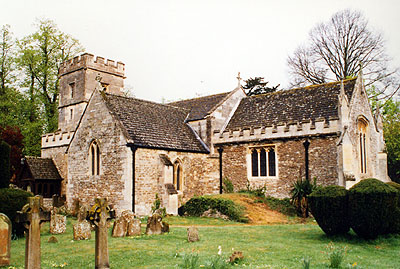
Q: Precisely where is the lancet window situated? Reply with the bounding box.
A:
[89,140,100,176]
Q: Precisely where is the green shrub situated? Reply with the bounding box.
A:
[222,178,234,193]
[290,177,317,218]
[181,196,248,223]
[238,180,267,197]
[387,181,400,207]
[308,185,350,235]
[261,196,297,216]
[0,140,11,188]
[0,188,33,236]
[386,181,400,233]
[349,178,399,239]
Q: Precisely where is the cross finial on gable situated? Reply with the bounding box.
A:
[237,72,242,87]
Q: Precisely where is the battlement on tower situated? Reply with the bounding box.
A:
[59,53,125,77]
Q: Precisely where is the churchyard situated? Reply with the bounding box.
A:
[2,195,400,268]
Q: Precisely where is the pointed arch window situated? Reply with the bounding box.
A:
[173,161,183,191]
[89,141,100,175]
[358,118,368,174]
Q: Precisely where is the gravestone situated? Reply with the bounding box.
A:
[0,213,11,266]
[145,213,169,235]
[73,220,91,240]
[127,218,141,236]
[50,208,66,234]
[187,226,199,242]
[73,204,91,240]
[111,216,127,237]
[87,198,115,269]
[112,210,140,237]
[16,196,51,269]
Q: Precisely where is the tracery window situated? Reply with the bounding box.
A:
[173,161,183,191]
[250,146,276,177]
[89,140,100,176]
[358,118,368,174]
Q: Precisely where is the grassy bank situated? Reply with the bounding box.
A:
[7,217,400,268]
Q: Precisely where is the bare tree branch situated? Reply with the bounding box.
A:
[287,9,398,101]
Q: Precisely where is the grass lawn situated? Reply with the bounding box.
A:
[5,217,400,268]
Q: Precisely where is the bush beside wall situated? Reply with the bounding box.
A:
[181,196,248,223]
[309,185,350,235]
[349,178,398,239]
[0,188,33,236]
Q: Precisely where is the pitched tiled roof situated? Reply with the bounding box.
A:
[225,79,356,131]
[169,92,230,121]
[25,157,62,181]
[103,93,208,153]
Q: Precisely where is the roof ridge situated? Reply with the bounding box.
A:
[169,91,230,104]
[248,78,357,99]
[103,92,190,113]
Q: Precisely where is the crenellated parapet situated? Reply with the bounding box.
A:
[42,131,75,149]
[59,53,125,77]
[213,117,340,144]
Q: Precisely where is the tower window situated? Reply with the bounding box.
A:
[69,82,75,99]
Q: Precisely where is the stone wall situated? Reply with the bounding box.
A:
[41,146,68,195]
[134,148,219,216]
[66,90,132,214]
[221,136,339,198]
[339,77,389,188]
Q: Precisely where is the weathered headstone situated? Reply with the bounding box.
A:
[50,208,66,234]
[145,213,169,235]
[87,198,115,269]
[0,213,11,266]
[73,220,92,240]
[16,196,51,269]
[127,218,141,236]
[112,210,140,237]
[73,203,91,240]
[187,226,199,242]
[111,216,127,237]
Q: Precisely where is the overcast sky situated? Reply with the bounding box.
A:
[2,0,400,102]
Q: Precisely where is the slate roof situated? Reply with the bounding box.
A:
[102,93,208,153]
[169,92,230,121]
[24,157,62,181]
[225,79,356,131]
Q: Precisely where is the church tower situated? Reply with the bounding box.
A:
[58,53,125,131]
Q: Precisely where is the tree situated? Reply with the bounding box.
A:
[243,77,279,96]
[17,19,84,132]
[0,126,24,182]
[0,24,15,95]
[287,9,399,100]
[382,100,400,183]
[0,140,11,188]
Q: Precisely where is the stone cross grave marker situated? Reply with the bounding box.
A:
[0,213,11,266]
[16,196,51,269]
[87,198,115,269]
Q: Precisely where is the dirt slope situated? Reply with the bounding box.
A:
[219,193,288,224]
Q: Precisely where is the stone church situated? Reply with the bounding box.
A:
[37,53,389,216]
